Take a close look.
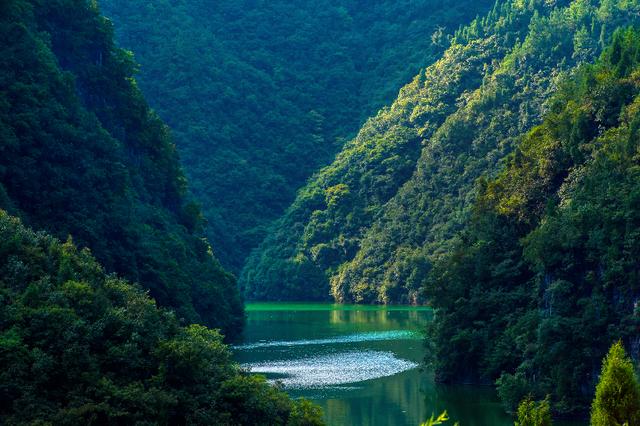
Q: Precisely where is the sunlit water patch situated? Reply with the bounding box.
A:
[234,330,420,350]
[236,303,517,425]
[242,350,418,388]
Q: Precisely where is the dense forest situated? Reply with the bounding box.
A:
[99,0,496,271]
[0,1,322,424]
[240,0,640,417]
[0,212,321,424]
[3,0,640,423]
[427,27,640,416]
[244,0,640,305]
[0,0,243,338]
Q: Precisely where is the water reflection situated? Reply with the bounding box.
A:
[235,303,512,426]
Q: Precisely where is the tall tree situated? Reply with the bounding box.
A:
[591,342,640,426]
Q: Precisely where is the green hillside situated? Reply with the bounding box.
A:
[3,0,640,422]
[0,0,242,338]
[427,27,640,415]
[99,0,495,271]
[0,1,324,423]
[244,0,640,306]
[0,211,321,424]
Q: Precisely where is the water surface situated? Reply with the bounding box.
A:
[234,303,512,425]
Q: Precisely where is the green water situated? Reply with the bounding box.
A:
[234,303,512,425]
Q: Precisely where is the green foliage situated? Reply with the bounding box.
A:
[427,25,640,416]
[420,411,459,426]
[591,342,640,426]
[516,396,552,426]
[0,211,323,425]
[240,7,640,418]
[244,0,640,304]
[0,0,243,338]
[242,0,527,300]
[286,399,325,426]
[99,0,496,272]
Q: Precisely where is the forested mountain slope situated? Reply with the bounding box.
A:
[0,0,243,338]
[243,0,640,303]
[427,28,640,416]
[99,0,495,271]
[0,211,321,424]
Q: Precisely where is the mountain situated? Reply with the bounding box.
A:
[427,27,640,416]
[243,0,640,415]
[4,0,640,420]
[0,211,322,424]
[0,0,242,338]
[243,0,640,305]
[98,0,496,271]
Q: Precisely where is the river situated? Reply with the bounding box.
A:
[233,303,514,425]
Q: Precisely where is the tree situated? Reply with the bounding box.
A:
[0,0,244,338]
[0,211,322,425]
[591,341,640,426]
[515,396,552,426]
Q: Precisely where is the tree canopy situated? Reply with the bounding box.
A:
[243,0,640,308]
[0,0,243,338]
[428,25,640,415]
[99,0,496,272]
[0,211,322,425]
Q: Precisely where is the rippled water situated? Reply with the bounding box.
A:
[234,303,513,426]
[244,350,418,388]
[235,330,420,350]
